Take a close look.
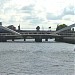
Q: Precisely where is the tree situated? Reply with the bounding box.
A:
[7,25,16,31]
[36,26,40,31]
[56,24,67,31]
[49,26,51,31]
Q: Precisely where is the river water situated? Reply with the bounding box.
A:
[0,39,75,75]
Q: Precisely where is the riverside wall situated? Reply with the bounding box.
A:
[55,37,75,44]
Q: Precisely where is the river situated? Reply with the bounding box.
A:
[0,39,75,75]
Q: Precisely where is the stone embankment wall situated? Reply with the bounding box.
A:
[55,37,75,44]
[63,37,75,44]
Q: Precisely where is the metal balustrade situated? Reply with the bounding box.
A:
[0,33,18,36]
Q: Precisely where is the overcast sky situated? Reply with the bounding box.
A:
[0,0,75,30]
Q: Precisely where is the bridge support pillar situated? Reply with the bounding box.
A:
[55,37,63,42]
[12,38,14,41]
[24,38,26,41]
[45,38,48,41]
[35,37,42,42]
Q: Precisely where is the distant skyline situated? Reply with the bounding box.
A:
[0,0,75,30]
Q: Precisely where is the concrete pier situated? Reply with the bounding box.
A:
[45,38,48,41]
[12,38,14,41]
[35,38,42,42]
[24,38,26,41]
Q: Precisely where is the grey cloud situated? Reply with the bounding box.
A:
[0,0,10,8]
[46,6,75,20]
[24,16,44,25]
[0,0,8,5]
[22,4,45,25]
[4,7,17,14]
[0,0,10,12]
[8,16,16,24]
[30,18,44,25]
[63,6,74,15]
[21,5,34,13]
[46,13,62,20]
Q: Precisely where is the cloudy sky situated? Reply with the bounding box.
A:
[0,0,75,30]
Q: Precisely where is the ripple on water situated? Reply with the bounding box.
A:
[0,41,74,75]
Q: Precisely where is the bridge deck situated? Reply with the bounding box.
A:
[0,24,75,40]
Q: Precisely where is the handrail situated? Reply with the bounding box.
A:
[0,26,21,36]
[0,33,17,36]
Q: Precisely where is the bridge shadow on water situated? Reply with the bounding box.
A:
[6,39,62,43]
[6,41,74,44]
[0,39,73,44]
[7,41,58,43]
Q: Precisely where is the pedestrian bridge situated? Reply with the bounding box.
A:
[0,24,75,42]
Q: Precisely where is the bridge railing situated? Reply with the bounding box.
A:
[57,33,75,37]
[0,33,17,36]
[58,33,74,35]
[20,32,54,34]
